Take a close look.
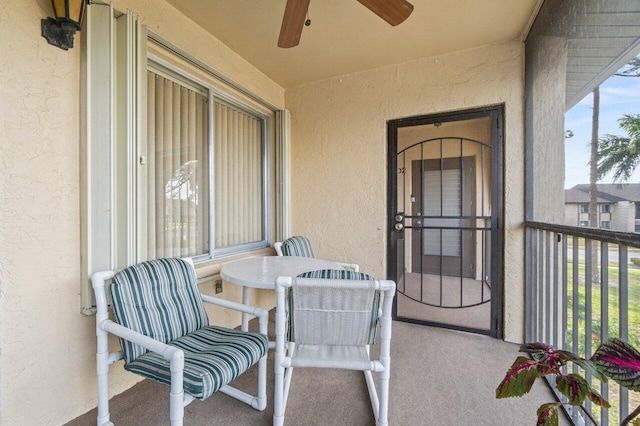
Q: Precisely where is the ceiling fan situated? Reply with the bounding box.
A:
[278,0,414,48]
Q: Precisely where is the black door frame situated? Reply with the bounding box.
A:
[386,105,505,338]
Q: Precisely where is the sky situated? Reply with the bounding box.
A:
[564,64,640,189]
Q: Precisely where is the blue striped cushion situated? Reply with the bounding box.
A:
[297,269,373,280]
[110,258,209,364]
[292,269,380,345]
[282,236,315,258]
[124,325,268,400]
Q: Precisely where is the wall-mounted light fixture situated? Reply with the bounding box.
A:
[41,0,87,51]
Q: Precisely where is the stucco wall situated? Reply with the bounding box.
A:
[0,1,283,424]
[525,35,568,223]
[285,41,526,343]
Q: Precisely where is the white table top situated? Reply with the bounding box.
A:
[220,256,343,289]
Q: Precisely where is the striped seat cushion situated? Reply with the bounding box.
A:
[282,236,315,258]
[291,269,380,345]
[297,269,373,280]
[124,325,268,400]
[110,258,209,364]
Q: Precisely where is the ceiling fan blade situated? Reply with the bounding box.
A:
[278,0,311,48]
[356,0,414,26]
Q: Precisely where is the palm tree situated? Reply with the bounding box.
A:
[597,114,640,182]
[596,56,640,183]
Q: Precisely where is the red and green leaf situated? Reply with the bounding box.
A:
[520,342,553,354]
[592,338,640,392]
[571,359,609,382]
[496,356,547,398]
[536,402,560,426]
[520,343,558,366]
[555,374,589,405]
[586,388,610,409]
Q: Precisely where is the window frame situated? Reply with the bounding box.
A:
[146,55,272,262]
[579,204,589,214]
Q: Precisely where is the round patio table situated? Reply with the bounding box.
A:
[220,256,343,331]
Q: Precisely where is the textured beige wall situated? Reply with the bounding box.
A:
[285,41,526,343]
[526,35,568,223]
[0,1,283,424]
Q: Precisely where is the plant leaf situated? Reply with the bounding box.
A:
[496,356,546,398]
[572,359,609,382]
[521,343,563,367]
[592,338,640,392]
[556,374,589,405]
[537,402,560,426]
[587,387,611,409]
[521,342,553,353]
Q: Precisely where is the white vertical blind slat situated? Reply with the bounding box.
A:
[148,72,264,257]
[146,71,208,259]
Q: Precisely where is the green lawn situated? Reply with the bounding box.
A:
[564,246,640,425]
[566,258,640,350]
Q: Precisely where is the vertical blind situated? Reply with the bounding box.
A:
[147,71,209,258]
[214,100,263,248]
[146,70,265,259]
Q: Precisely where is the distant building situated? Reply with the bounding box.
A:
[564,184,640,233]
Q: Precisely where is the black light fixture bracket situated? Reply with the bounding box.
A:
[41,17,79,51]
[41,0,87,51]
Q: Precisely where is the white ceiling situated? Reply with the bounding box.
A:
[164,0,542,88]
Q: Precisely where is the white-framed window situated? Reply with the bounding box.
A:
[145,62,270,260]
[600,204,611,213]
[579,204,589,214]
[600,220,611,229]
[579,220,589,227]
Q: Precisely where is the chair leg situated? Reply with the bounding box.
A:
[255,310,269,411]
[96,316,113,426]
[273,346,285,424]
[273,292,287,426]
[96,349,113,426]
[377,366,390,426]
[168,347,185,426]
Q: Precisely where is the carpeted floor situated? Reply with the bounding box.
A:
[66,313,569,425]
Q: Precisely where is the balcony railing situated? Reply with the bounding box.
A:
[525,221,640,425]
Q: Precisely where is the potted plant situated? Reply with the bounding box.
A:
[496,338,640,425]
